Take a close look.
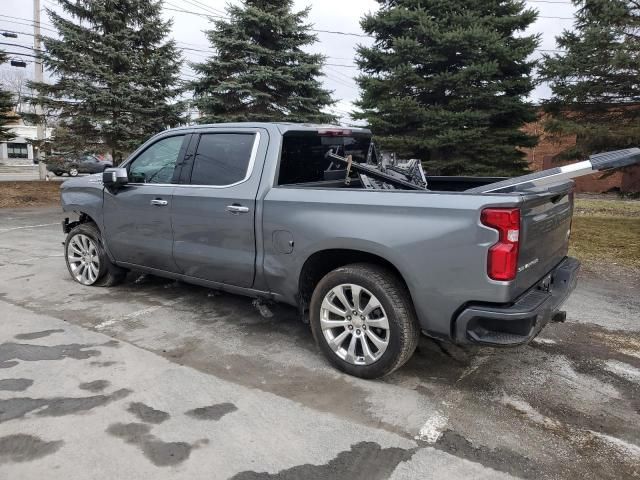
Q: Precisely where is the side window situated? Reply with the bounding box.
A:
[128,135,185,184]
[191,133,255,186]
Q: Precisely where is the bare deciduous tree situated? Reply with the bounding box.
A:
[0,68,32,113]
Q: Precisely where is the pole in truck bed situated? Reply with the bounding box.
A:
[470,148,640,194]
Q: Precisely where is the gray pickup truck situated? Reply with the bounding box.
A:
[60,122,587,378]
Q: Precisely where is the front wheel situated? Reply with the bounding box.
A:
[65,223,127,287]
[53,171,63,176]
[310,263,420,379]
[69,168,79,177]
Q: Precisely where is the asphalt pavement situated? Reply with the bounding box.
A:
[0,207,638,479]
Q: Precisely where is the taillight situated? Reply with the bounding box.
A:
[481,208,521,281]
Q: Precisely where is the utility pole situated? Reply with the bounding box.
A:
[34,0,47,179]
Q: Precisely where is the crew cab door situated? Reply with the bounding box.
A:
[171,128,267,288]
[103,133,190,272]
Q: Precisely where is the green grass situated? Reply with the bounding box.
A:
[569,198,640,271]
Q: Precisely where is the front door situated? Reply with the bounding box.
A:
[103,134,189,272]
[171,129,266,288]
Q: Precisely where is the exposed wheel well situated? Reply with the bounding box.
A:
[298,249,411,312]
[63,212,98,234]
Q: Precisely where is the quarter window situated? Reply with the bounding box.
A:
[128,135,185,184]
[191,133,255,186]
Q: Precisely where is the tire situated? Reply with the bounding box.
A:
[310,263,420,379]
[69,168,79,177]
[64,222,127,287]
[53,171,62,176]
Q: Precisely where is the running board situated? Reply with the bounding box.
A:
[468,148,640,193]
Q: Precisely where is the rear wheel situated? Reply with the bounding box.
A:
[65,223,127,287]
[69,168,79,177]
[310,263,420,379]
[53,171,63,176]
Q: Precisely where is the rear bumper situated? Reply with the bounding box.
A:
[454,256,580,346]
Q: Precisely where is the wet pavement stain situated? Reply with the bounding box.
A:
[127,402,170,424]
[90,361,118,368]
[14,329,65,340]
[434,430,542,479]
[0,434,63,463]
[106,422,202,467]
[185,402,237,421]
[0,388,131,422]
[231,441,415,480]
[0,342,101,368]
[0,378,33,392]
[78,380,110,393]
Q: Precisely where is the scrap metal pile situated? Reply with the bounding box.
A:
[326,146,640,193]
[325,146,428,191]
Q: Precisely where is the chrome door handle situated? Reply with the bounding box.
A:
[226,204,249,214]
[150,199,168,206]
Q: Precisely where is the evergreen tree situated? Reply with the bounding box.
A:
[0,50,16,141]
[355,0,539,176]
[191,0,335,124]
[540,0,640,158]
[29,0,183,162]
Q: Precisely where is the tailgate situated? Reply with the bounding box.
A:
[514,183,573,293]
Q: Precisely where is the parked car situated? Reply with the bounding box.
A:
[48,154,113,177]
[59,123,583,379]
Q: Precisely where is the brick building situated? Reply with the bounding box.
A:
[521,115,640,194]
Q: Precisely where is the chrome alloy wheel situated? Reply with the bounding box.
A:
[67,233,100,285]
[320,283,390,366]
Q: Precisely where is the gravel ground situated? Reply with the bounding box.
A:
[0,207,638,479]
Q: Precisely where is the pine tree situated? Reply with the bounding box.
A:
[355,0,539,176]
[191,0,335,124]
[0,50,16,141]
[29,0,183,162]
[540,0,640,158]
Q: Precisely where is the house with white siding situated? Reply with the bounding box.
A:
[0,119,53,166]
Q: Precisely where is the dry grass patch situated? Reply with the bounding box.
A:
[0,181,61,208]
[570,198,640,272]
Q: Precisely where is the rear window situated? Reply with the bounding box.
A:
[191,133,255,186]
[277,132,371,185]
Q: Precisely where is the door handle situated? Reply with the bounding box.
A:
[150,199,168,206]
[226,204,249,214]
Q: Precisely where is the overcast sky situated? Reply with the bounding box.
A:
[0,0,578,123]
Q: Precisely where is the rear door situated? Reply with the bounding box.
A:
[103,133,190,272]
[171,128,266,288]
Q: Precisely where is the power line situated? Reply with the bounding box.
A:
[0,29,37,38]
[0,41,41,52]
[0,51,39,59]
[0,14,57,32]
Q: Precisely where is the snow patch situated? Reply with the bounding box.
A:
[590,431,640,458]
[604,360,640,382]
[532,337,557,345]
[416,412,448,443]
[501,394,562,430]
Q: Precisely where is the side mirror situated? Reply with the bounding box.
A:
[103,168,129,188]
